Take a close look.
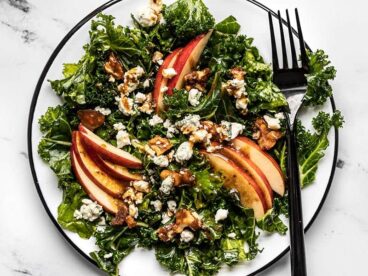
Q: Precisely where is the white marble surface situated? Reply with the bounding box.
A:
[0,0,367,275]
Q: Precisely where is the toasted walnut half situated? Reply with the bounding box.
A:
[111,204,128,226]
[184,68,211,91]
[104,52,124,80]
[254,118,283,150]
[148,136,173,156]
[173,209,202,233]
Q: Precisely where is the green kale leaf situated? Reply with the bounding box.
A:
[164,0,215,44]
[257,208,287,235]
[215,16,240,34]
[57,181,95,239]
[297,111,344,187]
[303,50,336,106]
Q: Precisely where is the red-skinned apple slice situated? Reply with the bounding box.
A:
[232,136,285,196]
[73,131,127,197]
[79,124,142,169]
[71,149,123,214]
[166,30,213,95]
[153,48,182,113]
[201,151,266,219]
[92,154,142,182]
[218,146,273,210]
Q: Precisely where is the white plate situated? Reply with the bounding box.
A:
[27,0,339,275]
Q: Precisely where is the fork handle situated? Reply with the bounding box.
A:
[286,116,307,276]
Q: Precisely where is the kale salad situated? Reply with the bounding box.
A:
[37,0,343,275]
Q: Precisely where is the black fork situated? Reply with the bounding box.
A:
[269,9,309,276]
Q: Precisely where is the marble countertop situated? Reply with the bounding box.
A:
[0,0,366,275]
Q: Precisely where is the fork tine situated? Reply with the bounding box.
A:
[295,8,308,69]
[286,10,298,68]
[268,11,279,70]
[278,11,288,69]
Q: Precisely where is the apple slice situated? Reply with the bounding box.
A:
[73,131,127,197]
[218,146,273,210]
[153,48,182,113]
[92,154,142,182]
[166,30,213,95]
[232,137,285,196]
[71,149,123,214]
[201,151,266,219]
[79,124,142,169]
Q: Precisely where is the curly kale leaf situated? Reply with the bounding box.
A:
[303,50,337,106]
[164,0,215,44]
[215,16,240,34]
[297,111,344,187]
[163,73,221,120]
[257,208,287,235]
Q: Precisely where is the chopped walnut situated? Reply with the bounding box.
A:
[125,215,137,228]
[111,205,128,226]
[254,118,283,150]
[104,52,124,80]
[230,66,246,80]
[138,93,154,114]
[160,169,194,186]
[201,121,218,136]
[184,68,211,91]
[148,136,173,156]
[173,209,202,233]
[157,224,175,242]
[118,66,144,95]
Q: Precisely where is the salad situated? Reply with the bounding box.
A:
[37,0,343,275]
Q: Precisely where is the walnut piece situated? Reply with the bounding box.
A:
[254,118,283,150]
[148,136,173,156]
[184,68,211,91]
[230,66,246,80]
[104,52,124,80]
[111,205,128,226]
[77,109,105,131]
[160,169,194,186]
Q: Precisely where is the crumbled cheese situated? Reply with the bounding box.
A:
[161,212,171,224]
[275,112,285,120]
[135,92,147,103]
[136,6,160,27]
[132,180,150,193]
[116,130,131,148]
[117,96,135,116]
[129,204,139,218]
[104,253,113,259]
[188,88,202,106]
[145,144,156,156]
[206,144,222,153]
[157,59,164,65]
[263,115,281,130]
[235,97,248,111]
[149,114,164,126]
[151,200,163,211]
[227,232,236,239]
[73,199,103,222]
[160,86,168,93]
[230,122,245,139]
[143,79,151,88]
[180,230,194,242]
[215,209,229,222]
[135,192,144,204]
[160,175,174,194]
[95,106,111,116]
[167,200,177,212]
[190,129,211,144]
[162,68,177,79]
[138,93,154,114]
[108,75,115,83]
[153,155,169,167]
[113,122,126,131]
[223,79,247,99]
[175,141,193,163]
[175,114,201,134]
[163,119,179,138]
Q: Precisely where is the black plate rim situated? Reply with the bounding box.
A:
[27,0,339,275]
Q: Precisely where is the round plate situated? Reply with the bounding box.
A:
[27,0,339,275]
